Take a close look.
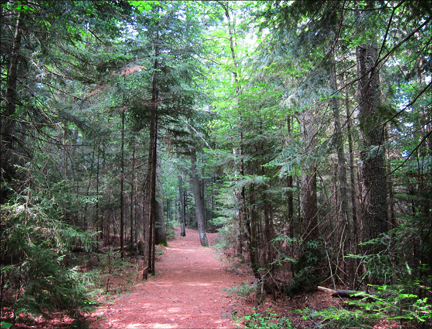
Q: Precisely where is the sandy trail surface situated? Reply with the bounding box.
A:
[90,227,249,328]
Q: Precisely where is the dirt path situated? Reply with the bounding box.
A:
[90,227,250,328]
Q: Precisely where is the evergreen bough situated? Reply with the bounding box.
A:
[1,189,97,322]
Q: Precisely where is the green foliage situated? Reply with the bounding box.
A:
[352,283,432,324]
[299,306,378,328]
[302,281,432,328]
[212,221,238,255]
[224,283,259,298]
[0,322,13,329]
[1,191,98,319]
[158,241,169,247]
[348,235,396,283]
[97,249,135,294]
[349,227,432,285]
[235,309,295,329]
[165,218,177,241]
[284,239,325,296]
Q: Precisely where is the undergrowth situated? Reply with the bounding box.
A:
[223,282,259,298]
[234,309,295,329]
[299,282,432,328]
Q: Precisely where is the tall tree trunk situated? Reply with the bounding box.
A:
[344,72,359,252]
[286,114,295,271]
[130,138,136,246]
[155,200,167,245]
[222,1,245,257]
[190,147,208,247]
[96,147,100,247]
[384,128,396,231]
[144,34,159,277]
[155,156,167,245]
[330,60,351,233]
[248,184,261,280]
[344,72,359,287]
[286,116,294,223]
[330,59,355,285]
[120,107,125,258]
[356,39,388,253]
[142,174,148,279]
[178,173,186,236]
[301,169,318,242]
[301,110,319,242]
[145,110,158,275]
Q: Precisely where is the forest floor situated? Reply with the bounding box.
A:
[86,227,404,329]
[87,227,253,328]
[4,227,404,329]
[3,226,404,328]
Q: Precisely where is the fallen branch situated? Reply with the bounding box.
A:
[318,286,357,298]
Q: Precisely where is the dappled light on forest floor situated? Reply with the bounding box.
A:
[88,227,252,328]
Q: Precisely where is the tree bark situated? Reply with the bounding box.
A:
[301,168,318,242]
[144,33,159,277]
[178,173,186,236]
[190,147,208,247]
[155,200,167,245]
[120,107,125,258]
[330,59,355,286]
[222,1,245,257]
[330,60,351,233]
[300,110,319,242]
[248,184,261,280]
[286,116,294,223]
[155,156,167,245]
[96,147,101,247]
[130,139,136,246]
[356,40,388,252]
[344,72,359,252]
[145,109,158,275]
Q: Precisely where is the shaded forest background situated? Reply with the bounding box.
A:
[1,0,431,327]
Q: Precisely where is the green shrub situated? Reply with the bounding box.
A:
[284,239,325,296]
[301,282,432,328]
[97,249,135,294]
[224,282,259,297]
[235,309,295,329]
[1,193,98,321]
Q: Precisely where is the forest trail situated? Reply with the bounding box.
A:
[90,228,250,328]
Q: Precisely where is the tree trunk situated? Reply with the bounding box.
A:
[356,40,388,252]
[330,59,355,285]
[344,72,359,255]
[155,156,167,245]
[190,147,208,247]
[300,110,319,242]
[286,116,294,223]
[145,109,158,275]
[144,34,159,277]
[96,147,100,247]
[155,200,167,245]
[178,173,186,236]
[248,184,261,280]
[330,60,351,233]
[222,1,245,257]
[301,168,318,242]
[130,139,135,246]
[120,107,125,258]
